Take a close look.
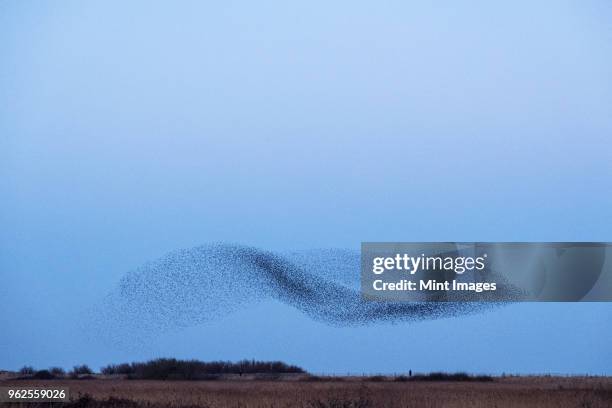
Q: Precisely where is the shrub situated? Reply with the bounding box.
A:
[49,367,66,376]
[32,370,55,380]
[408,372,493,382]
[19,366,35,376]
[100,358,305,380]
[70,364,94,377]
[100,363,133,376]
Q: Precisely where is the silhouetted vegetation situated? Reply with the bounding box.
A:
[70,365,94,378]
[13,366,69,379]
[19,366,35,375]
[32,369,56,379]
[100,363,132,375]
[100,358,305,380]
[50,367,66,376]
[72,365,94,375]
[303,375,345,382]
[408,372,493,382]
[332,372,496,383]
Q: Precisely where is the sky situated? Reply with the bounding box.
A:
[1,0,612,374]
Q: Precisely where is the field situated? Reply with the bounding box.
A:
[1,377,611,408]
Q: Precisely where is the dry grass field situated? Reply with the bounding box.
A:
[1,377,611,408]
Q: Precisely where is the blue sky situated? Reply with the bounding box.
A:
[1,0,611,374]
